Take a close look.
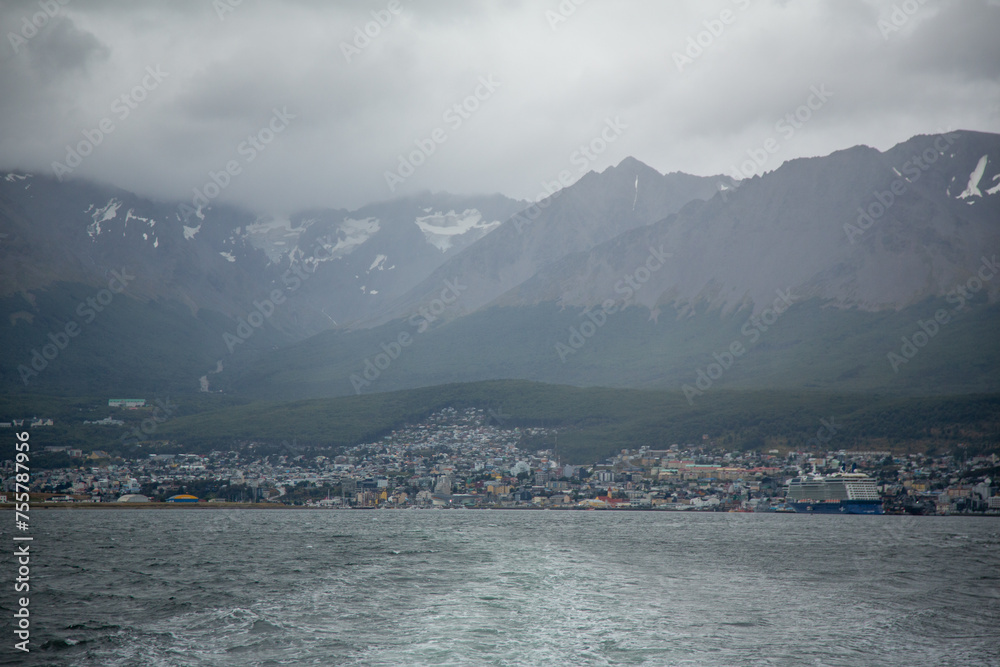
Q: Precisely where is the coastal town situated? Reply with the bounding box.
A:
[3,407,999,515]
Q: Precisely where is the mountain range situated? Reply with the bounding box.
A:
[2,130,998,398]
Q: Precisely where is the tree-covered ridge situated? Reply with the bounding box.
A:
[4,382,996,464]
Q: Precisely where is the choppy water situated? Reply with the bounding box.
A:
[1,510,998,666]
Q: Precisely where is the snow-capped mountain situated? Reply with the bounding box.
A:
[0,174,524,392]
[360,158,732,327]
[213,131,1000,400]
[0,174,526,334]
[498,130,1000,314]
[3,130,998,398]
[239,192,526,330]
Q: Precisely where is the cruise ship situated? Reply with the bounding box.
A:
[785,472,883,514]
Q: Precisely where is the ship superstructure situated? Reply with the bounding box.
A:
[785,472,883,514]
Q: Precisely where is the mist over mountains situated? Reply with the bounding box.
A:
[2,130,998,398]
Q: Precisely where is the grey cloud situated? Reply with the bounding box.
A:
[896,1,1000,81]
[25,15,108,76]
[0,0,997,214]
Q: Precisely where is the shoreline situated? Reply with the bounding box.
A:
[2,503,997,516]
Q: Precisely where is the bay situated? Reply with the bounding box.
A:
[1,510,997,666]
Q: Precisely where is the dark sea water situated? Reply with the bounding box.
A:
[1,510,998,666]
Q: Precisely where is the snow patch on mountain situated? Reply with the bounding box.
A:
[244,217,310,262]
[177,204,207,221]
[958,155,988,199]
[329,217,381,257]
[87,199,122,238]
[125,209,154,227]
[289,216,381,272]
[986,173,1000,196]
[368,254,390,272]
[199,360,224,392]
[414,209,500,252]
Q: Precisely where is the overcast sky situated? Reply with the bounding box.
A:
[1,0,998,214]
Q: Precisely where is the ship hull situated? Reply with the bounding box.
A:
[789,500,883,515]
